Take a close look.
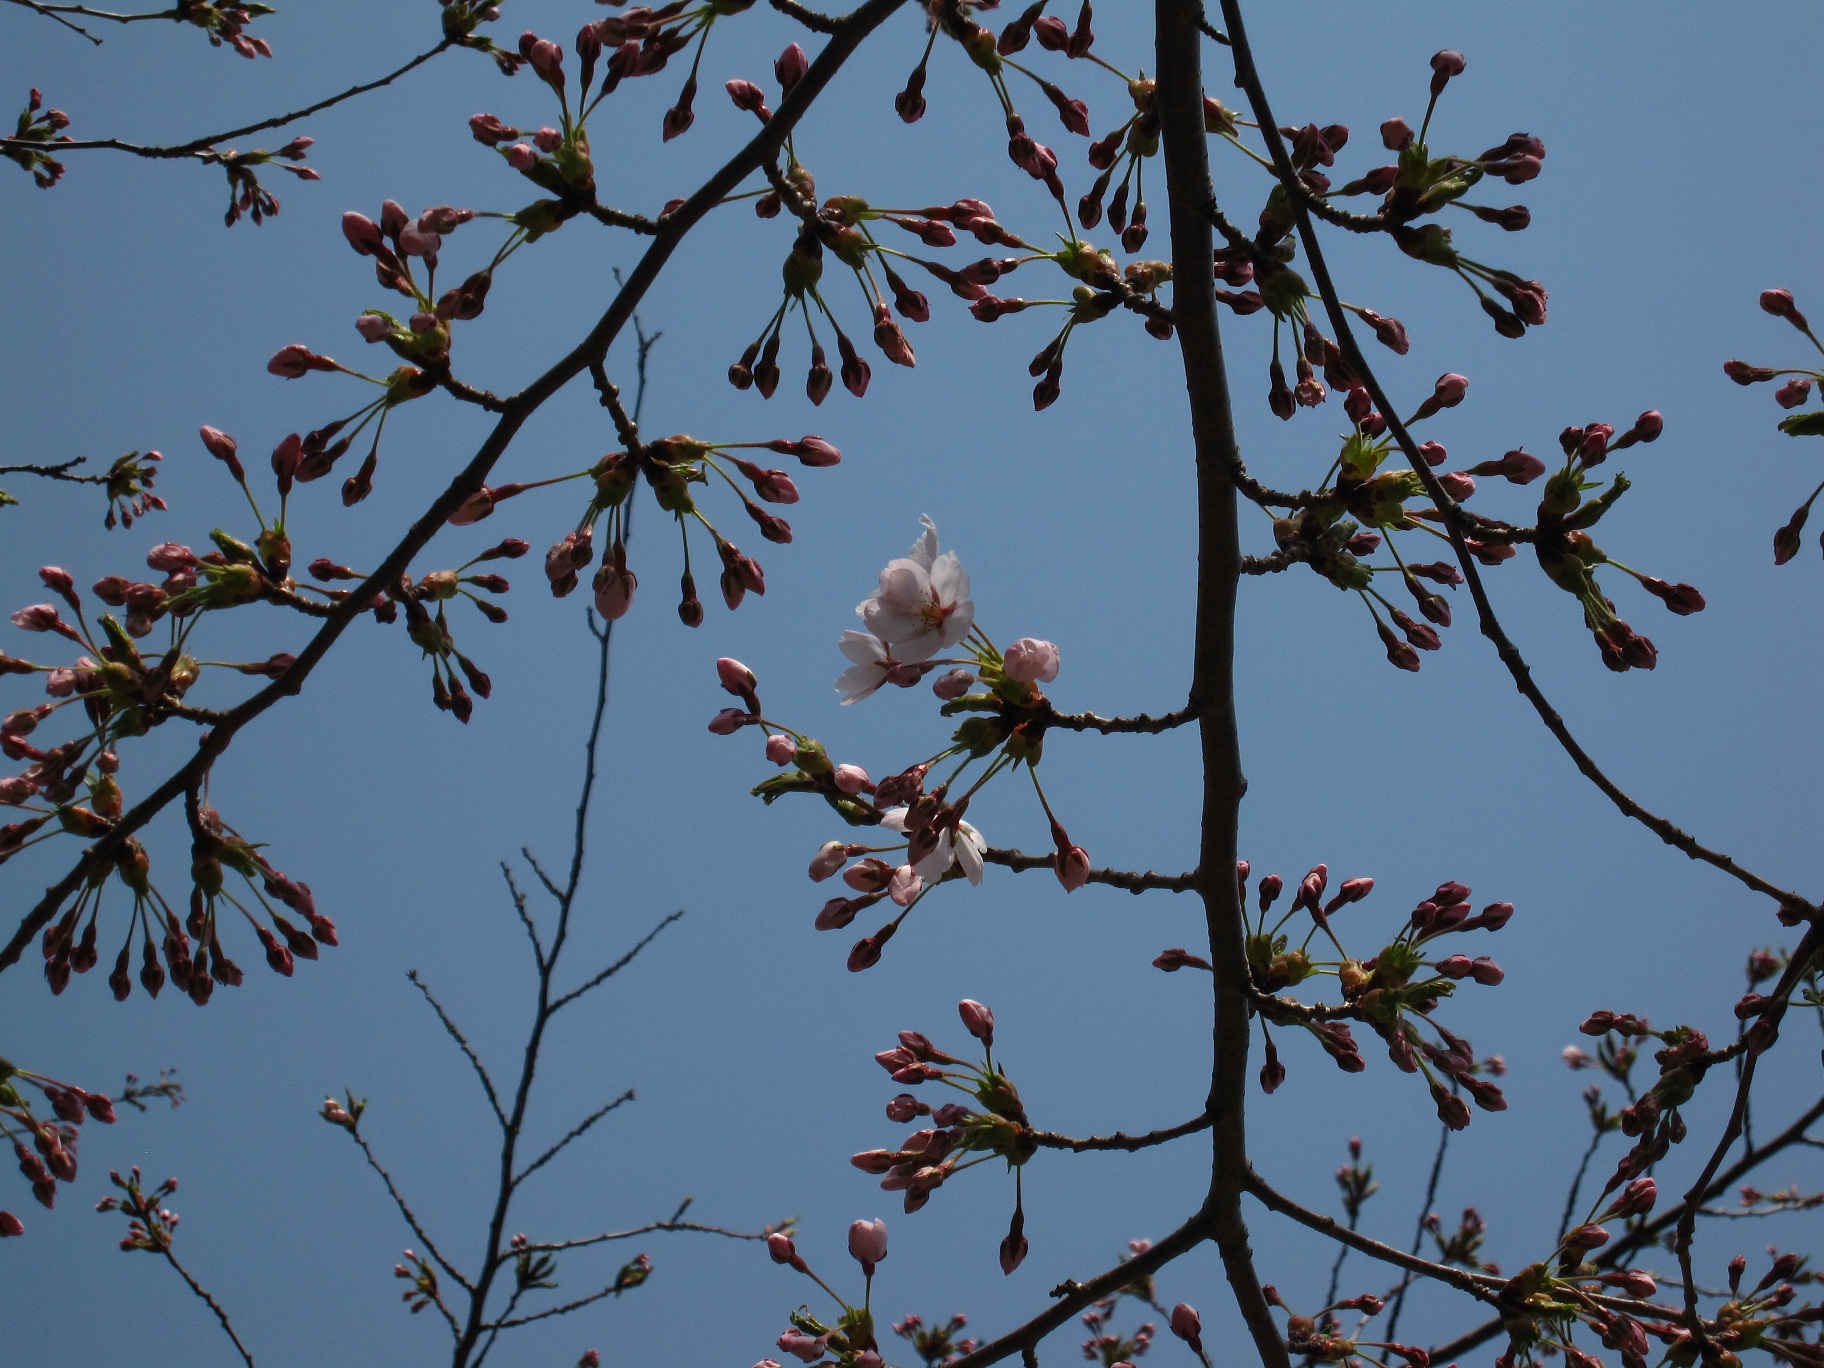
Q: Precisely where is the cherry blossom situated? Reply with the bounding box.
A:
[881,807,986,886]
[857,517,974,663]
[1002,637,1060,684]
[835,630,896,704]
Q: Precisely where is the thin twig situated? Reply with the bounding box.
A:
[0,40,456,160]
[1028,1110,1213,1152]
[349,1125,475,1294]
[548,910,685,1015]
[1243,1170,1497,1303]
[160,1248,259,1367]
[407,970,508,1131]
[1384,1121,1450,1341]
[981,845,1195,894]
[513,1089,635,1187]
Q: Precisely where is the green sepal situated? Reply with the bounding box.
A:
[1777,410,1824,437]
[751,772,820,804]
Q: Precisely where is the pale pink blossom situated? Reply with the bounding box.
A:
[765,734,796,765]
[881,807,985,885]
[777,1330,828,1364]
[809,841,847,881]
[888,864,924,906]
[848,1217,889,1268]
[835,630,895,704]
[857,517,974,663]
[833,763,872,795]
[1002,637,1059,683]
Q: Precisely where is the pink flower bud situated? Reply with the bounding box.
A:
[504,143,538,171]
[958,998,994,1044]
[1565,1223,1609,1250]
[1433,373,1469,406]
[766,1231,802,1267]
[532,126,563,152]
[707,707,753,735]
[0,1210,21,1237]
[356,312,390,342]
[716,657,757,697]
[833,764,872,795]
[848,1217,888,1269]
[774,42,809,92]
[1171,1304,1203,1351]
[1761,287,1798,318]
[1416,440,1448,467]
[1002,637,1060,684]
[1056,845,1091,892]
[809,841,847,881]
[932,668,974,700]
[1438,471,1477,501]
[766,734,796,766]
[1380,117,1414,151]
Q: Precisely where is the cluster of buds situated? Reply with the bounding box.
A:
[180,2,276,59]
[1489,1242,1816,1368]
[893,0,1096,206]
[205,135,317,227]
[528,432,836,628]
[759,1219,892,1367]
[1,1057,116,1235]
[712,521,1090,970]
[94,1167,180,1254]
[892,1313,978,1367]
[1530,410,1696,672]
[1227,861,1512,1129]
[1575,1010,1760,1206]
[1726,288,1824,563]
[4,88,71,188]
[852,1000,1036,1271]
[0,449,166,529]
[726,146,942,404]
[1258,1283,1438,1368]
[1080,1293,1156,1367]
[394,1248,443,1317]
[312,536,526,722]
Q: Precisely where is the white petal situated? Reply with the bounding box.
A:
[935,600,975,651]
[954,822,986,885]
[909,516,939,571]
[927,551,970,607]
[911,830,955,881]
[879,806,911,833]
[839,630,889,666]
[835,661,889,704]
[890,627,943,664]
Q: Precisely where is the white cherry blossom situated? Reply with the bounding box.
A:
[835,630,894,704]
[857,516,974,663]
[880,806,986,886]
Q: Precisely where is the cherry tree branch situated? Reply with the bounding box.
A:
[981,845,1195,894]
[157,1245,259,1367]
[1213,0,1816,920]
[1039,700,1199,733]
[1156,4,1288,1366]
[0,39,458,159]
[1242,1169,1499,1303]
[406,970,508,1132]
[947,1208,1217,1368]
[0,0,912,977]
[1029,1110,1213,1152]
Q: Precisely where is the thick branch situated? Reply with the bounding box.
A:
[1155,4,1287,1367]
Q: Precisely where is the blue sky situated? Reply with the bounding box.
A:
[2,3,1822,1364]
